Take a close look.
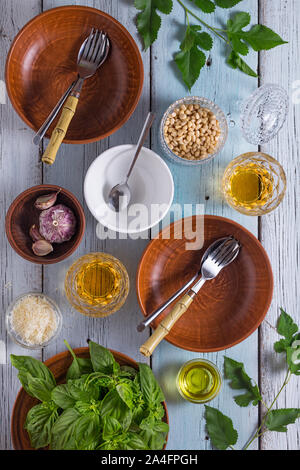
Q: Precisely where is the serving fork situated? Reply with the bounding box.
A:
[41,29,110,165]
[140,236,241,357]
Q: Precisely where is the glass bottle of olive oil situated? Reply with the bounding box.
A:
[176,359,222,403]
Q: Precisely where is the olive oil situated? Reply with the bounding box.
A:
[222,153,286,216]
[227,164,274,209]
[176,359,221,403]
[64,253,129,318]
[75,260,121,306]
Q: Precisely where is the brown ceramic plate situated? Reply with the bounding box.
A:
[5,5,143,144]
[5,184,85,264]
[137,215,273,352]
[11,347,169,450]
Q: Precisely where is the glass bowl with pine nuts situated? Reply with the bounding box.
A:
[160,96,228,165]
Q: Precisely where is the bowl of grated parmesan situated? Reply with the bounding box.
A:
[6,292,62,349]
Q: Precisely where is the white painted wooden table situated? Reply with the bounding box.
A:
[0,0,299,451]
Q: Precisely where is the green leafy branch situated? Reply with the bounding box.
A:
[204,309,300,450]
[134,0,288,90]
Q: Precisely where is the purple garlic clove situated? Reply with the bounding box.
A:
[34,190,61,210]
[29,224,44,242]
[32,240,53,256]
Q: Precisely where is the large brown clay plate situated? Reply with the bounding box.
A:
[137,215,273,352]
[5,6,143,143]
[11,347,169,450]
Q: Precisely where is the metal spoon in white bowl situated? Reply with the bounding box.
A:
[107,112,155,212]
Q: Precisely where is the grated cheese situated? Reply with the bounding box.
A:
[10,294,58,346]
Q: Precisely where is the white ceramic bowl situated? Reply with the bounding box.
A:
[84,145,174,234]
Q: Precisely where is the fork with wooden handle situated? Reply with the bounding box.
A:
[140,237,240,357]
[42,29,109,165]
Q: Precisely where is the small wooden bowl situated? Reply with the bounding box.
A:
[11,347,169,450]
[137,215,274,352]
[5,184,85,264]
[5,5,144,144]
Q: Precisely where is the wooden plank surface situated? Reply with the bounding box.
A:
[0,0,299,451]
[0,0,42,451]
[150,0,260,450]
[259,0,300,451]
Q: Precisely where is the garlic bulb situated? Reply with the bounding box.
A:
[39,204,76,244]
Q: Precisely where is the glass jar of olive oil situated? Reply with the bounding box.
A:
[176,359,222,404]
[65,253,129,317]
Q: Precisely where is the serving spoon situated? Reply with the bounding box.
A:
[107,112,155,212]
[140,236,241,357]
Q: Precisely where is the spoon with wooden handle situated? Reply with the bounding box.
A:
[140,236,240,357]
[41,29,110,165]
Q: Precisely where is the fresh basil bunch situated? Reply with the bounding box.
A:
[11,340,168,450]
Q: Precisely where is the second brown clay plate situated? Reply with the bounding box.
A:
[137,215,273,352]
[11,347,169,450]
[5,5,143,143]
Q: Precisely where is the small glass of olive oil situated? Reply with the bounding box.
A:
[176,359,222,404]
[65,253,129,318]
[222,152,286,216]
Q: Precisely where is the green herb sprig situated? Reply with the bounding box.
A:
[11,340,168,450]
[134,0,288,90]
[204,308,300,450]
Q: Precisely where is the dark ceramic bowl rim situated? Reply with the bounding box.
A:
[5,184,86,264]
[5,5,144,144]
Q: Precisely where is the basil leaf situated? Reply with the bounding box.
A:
[102,416,122,440]
[116,383,134,409]
[204,405,238,450]
[224,357,261,406]
[124,433,149,450]
[86,371,115,389]
[265,409,300,432]
[139,363,165,407]
[100,389,132,430]
[50,408,82,450]
[135,0,173,50]
[11,355,56,398]
[64,340,93,380]
[27,376,55,403]
[215,0,243,7]
[74,414,101,450]
[89,341,115,375]
[51,378,99,409]
[140,427,167,450]
[25,402,58,449]
[120,365,138,378]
